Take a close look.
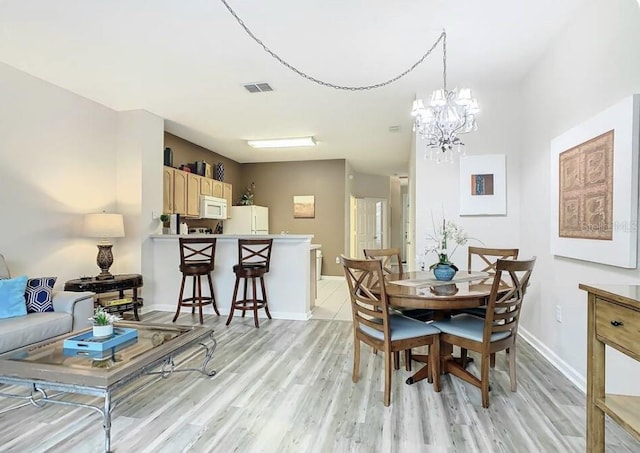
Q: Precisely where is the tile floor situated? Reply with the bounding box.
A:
[311,276,351,321]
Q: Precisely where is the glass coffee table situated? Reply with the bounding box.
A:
[0,322,216,452]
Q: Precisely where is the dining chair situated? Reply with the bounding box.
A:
[341,255,441,406]
[363,247,436,325]
[363,248,433,371]
[363,248,404,277]
[432,257,536,408]
[460,246,519,318]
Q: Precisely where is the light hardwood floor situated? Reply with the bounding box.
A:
[0,280,638,452]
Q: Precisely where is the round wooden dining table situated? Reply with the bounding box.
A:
[384,271,493,386]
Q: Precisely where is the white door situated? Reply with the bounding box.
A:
[402,193,410,263]
[354,198,388,257]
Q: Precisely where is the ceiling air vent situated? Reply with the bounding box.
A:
[243,82,273,93]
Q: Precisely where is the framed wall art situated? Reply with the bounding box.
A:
[550,94,639,268]
[293,195,315,218]
[459,154,506,216]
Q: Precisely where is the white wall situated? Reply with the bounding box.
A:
[0,62,118,280]
[413,84,523,270]
[520,0,640,394]
[116,110,165,294]
[0,62,163,288]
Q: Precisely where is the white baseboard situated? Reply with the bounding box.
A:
[319,275,345,281]
[147,304,310,321]
[518,326,586,393]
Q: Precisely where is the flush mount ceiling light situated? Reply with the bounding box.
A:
[247,137,316,149]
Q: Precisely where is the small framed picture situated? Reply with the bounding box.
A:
[459,154,507,216]
[293,195,315,218]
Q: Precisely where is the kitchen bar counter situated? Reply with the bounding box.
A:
[149,234,314,320]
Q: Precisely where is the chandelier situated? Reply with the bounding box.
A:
[411,31,479,164]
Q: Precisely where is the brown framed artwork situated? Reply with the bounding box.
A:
[558,130,613,240]
[550,94,639,268]
[293,195,315,218]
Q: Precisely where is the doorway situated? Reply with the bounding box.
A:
[352,197,388,258]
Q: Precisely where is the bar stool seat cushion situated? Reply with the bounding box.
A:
[232,263,267,277]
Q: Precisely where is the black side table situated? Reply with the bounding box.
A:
[64,274,144,321]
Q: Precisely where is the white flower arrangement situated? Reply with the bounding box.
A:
[89,306,121,326]
[424,215,474,271]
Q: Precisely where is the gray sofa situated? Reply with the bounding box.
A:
[0,254,95,354]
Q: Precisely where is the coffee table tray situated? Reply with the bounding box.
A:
[63,327,138,352]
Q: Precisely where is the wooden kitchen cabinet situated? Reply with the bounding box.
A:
[200,177,213,196]
[223,183,233,218]
[579,283,640,452]
[186,173,200,217]
[212,180,224,198]
[162,167,175,213]
[163,166,197,217]
[173,168,188,215]
[163,166,231,219]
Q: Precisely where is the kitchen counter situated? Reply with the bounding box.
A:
[149,234,314,320]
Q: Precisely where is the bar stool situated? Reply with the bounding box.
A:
[226,238,273,328]
[173,237,220,324]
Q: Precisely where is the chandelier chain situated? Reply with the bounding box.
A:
[442,31,447,91]
[220,0,445,91]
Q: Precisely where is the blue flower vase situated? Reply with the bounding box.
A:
[433,264,457,281]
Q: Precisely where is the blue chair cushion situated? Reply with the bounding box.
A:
[359,314,440,341]
[432,314,511,343]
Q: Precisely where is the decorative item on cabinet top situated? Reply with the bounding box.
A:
[215,162,224,181]
[164,147,173,167]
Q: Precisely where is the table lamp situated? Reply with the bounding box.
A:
[84,212,125,280]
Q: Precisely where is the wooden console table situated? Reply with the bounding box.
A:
[65,274,144,321]
[579,283,640,452]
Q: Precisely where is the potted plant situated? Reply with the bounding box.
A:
[160,214,170,234]
[89,306,121,338]
[424,216,477,281]
[239,182,256,206]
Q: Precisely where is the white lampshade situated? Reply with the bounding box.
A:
[84,213,125,238]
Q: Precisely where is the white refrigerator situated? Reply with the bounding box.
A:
[223,205,269,234]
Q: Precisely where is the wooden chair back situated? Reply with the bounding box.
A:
[468,246,519,287]
[363,248,403,278]
[238,238,273,272]
[179,237,217,274]
[483,257,536,344]
[341,256,390,344]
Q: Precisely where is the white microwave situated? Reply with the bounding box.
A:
[200,195,227,219]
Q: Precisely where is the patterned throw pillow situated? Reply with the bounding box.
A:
[24,277,57,313]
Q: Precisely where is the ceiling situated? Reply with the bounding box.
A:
[0,0,584,176]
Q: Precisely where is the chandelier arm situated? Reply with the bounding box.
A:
[220,0,446,91]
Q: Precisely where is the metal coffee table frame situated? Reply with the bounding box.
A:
[0,322,217,453]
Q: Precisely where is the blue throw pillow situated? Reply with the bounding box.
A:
[0,275,28,319]
[25,277,57,313]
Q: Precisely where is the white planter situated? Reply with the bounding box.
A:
[93,324,114,339]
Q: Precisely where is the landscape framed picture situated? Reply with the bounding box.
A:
[550,94,639,268]
[293,195,315,218]
[459,154,506,216]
